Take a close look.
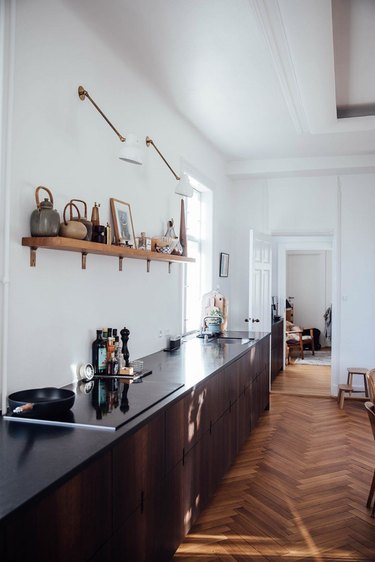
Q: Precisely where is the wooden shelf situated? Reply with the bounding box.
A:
[22,237,195,272]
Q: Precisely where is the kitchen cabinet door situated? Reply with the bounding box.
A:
[109,483,169,562]
[211,408,233,485]
[223,362,241,407]
[0,528,4,562]
[271,320,284,381]
[112,411,165,529]
[237,384,252,449]
[4,451,112,562]
[165,382,212,472]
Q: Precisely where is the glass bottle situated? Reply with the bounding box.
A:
[92,330,107,375]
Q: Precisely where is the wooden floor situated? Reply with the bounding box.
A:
[271,361,331,397]
[173,391,375,561]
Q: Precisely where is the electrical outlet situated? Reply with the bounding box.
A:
[158,330,163,338]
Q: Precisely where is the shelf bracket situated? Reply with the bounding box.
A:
[146,259,151,273]
[81,252,87,270]
[30,247,37,267]
[119,256,123,272]
[168,262,172,274]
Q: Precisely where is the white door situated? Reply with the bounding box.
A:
[248,230,272,333]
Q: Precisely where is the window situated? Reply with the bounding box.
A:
[182,177,212,335]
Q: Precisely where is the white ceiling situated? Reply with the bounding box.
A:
[65,0,375,176]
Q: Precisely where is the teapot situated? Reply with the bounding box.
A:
[70,199,93,241]
[59,202,87,240]
[30,186,60,237]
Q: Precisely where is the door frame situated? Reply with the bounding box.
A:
[0,0,16,413]
[274,234,337,396]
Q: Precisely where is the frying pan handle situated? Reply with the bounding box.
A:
[13,403,34,414]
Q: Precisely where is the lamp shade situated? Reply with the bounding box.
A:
[175,173,193,197]
[119,133,143,165]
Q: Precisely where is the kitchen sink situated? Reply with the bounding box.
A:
[217,337,251,344]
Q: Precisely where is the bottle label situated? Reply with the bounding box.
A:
[98,347,107,372]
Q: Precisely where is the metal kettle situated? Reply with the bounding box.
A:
[30,186,61,237]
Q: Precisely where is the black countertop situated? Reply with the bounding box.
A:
[0,331,268,524]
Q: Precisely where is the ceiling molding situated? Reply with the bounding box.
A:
[226,154,375,179]
[248,0,309,134]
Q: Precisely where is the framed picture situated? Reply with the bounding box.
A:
[110,198,136,247]
[219,252,229,277]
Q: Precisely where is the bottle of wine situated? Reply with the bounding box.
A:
[92,329,107,375]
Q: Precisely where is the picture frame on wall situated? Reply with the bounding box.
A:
[110,198,136,247]
[219,252,229,277]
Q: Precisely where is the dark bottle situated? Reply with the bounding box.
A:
[107,352,119,376]
[92,330,107,375]
[114,336,120,360]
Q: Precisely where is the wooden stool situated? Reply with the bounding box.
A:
[338,367,369,409]
[338,384,353,409]
[347,367,369,396]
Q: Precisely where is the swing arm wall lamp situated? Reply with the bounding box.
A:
[78,85,142,165]
[145,136,193,197]
[77,84,193,191]
[145,136,180,181]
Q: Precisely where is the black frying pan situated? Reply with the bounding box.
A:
[8,387,75,417]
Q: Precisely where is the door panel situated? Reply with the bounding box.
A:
[249,230,272,333]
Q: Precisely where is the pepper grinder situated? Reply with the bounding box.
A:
[120,326,130,367]
[91,202,100,226]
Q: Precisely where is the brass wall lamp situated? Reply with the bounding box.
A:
[146,136,194,257]
[145,136,193,197]
[78,85,143,165]
[78,85,193,254]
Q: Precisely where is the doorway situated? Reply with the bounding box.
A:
[272,235,334,397]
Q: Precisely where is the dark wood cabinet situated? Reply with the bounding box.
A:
[2,337,270,562]
[112,411,165,528]
[271,320,284,381]
[165,381,212,472]
[4,452,112,562]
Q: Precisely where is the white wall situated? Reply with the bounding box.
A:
[229,172,375,393]
[227,178,268,329]
[286,251,332,346]
[268,176,338,234]
[338,174,375,373]
[229,176,337,330]
[3,0,231,397]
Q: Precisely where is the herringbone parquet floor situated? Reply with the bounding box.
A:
[173,393,375,561]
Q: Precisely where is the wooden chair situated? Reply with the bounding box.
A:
[286,328,315,360]
[364,402,375,517]
[366,369,375,403]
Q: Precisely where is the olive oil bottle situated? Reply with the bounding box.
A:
[92,330,107,375]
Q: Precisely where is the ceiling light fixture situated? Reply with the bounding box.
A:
[78,85,143,165]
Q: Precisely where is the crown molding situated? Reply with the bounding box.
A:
[227,154,375,179]
[248,0,309,134]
